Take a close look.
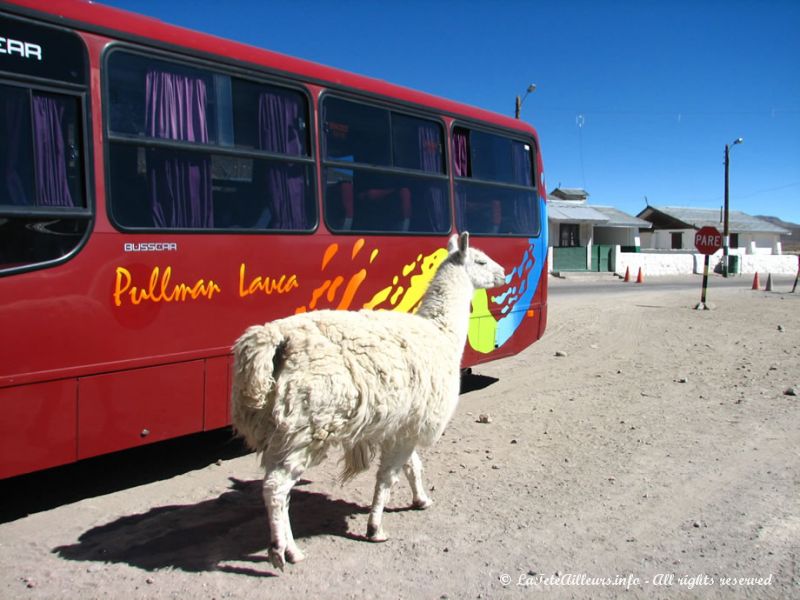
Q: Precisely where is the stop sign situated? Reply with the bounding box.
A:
[694,226,722,255]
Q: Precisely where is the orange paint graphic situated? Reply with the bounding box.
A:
[321,243,339,270]
[295,238,379,314]
[339,269,367,309]
[351,238,365,259]
[113,266,221,307]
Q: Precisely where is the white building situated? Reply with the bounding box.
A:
[637,205,790,255]
[547,188,651,273]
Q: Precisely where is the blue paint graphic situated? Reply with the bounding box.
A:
[492,196,548,347]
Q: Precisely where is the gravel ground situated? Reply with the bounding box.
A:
[1,278,798,599]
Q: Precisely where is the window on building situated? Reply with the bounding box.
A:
[559,223,580,247]
[671,232,683,249]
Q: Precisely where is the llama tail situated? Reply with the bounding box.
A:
[339,440,376,484]
[231,323,286,412]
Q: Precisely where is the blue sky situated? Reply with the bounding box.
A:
[100,0,800,224]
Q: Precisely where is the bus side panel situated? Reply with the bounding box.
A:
[203,356,230,431]
[461,235,548,367]
[0,380,78,479]
[464,308,542,367]
[77,361,204,459]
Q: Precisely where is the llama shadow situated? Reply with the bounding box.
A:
[53,477,371,576]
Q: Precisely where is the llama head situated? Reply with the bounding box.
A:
[448,232,506,290]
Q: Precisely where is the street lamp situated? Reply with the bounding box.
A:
[515,83,537,119]
[722,137,743,277]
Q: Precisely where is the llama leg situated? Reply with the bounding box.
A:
[262,460,305,570]
[283,492,305,564]
[403,450,433,509]
[367,444,414,542]
[262,467,292,570]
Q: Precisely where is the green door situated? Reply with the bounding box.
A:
[553,247,586,271]
[592,245,613,272]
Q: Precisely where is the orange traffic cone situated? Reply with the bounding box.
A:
[624,266,630,282]
[751,272,760,290]
[636,267,644,284]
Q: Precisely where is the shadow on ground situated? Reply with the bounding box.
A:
[0,429,249,523]
[460,372,499,394]
[52,477,374,576]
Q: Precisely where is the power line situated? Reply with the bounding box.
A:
[704,181,800,204]
[533,106,800,117]
[729,181,800,200]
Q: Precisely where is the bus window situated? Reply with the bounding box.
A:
[322,96,449,235]
[0,84,89,272]
[106,51,315,232]
[453,126,539,237]
[392,113,445,173]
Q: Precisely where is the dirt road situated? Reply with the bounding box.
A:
[1,278,798,599]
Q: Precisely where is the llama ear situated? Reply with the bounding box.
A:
[447,234,459,254]
[458,231,470,254]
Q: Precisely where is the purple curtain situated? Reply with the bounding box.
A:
[0,88,32,206]
[146,71,209,143]
[419,123,447,232]
[258,89,307,229]
[453,128,469,177]
[32,95,75,208]
[453,129,469,231]
[145,70,213,228]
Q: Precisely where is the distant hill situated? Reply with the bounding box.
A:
[756,215,800,252]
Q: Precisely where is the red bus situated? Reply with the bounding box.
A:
[0,0,549,479]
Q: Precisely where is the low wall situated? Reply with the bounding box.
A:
[740,254,799,275]
[615,251,695,276]
[614,249,799,277]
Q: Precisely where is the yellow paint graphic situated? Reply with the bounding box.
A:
[364,249,448,312]
[467,289,498,354]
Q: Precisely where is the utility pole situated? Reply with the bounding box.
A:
[515,84,536,119]
[722,138,743,277]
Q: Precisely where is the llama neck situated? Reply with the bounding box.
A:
[416,261,474,345]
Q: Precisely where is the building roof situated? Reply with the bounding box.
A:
[592,206,653,228]
[546,187,650,229]
[638,206,791,234]
[548,200,609,223]
[550,187,589,201]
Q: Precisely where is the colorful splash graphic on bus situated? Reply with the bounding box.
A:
[292,237,448,316]
[289,230,546,354]
[468,237,546,353]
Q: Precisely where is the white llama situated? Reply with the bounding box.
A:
[231,232,505,569]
